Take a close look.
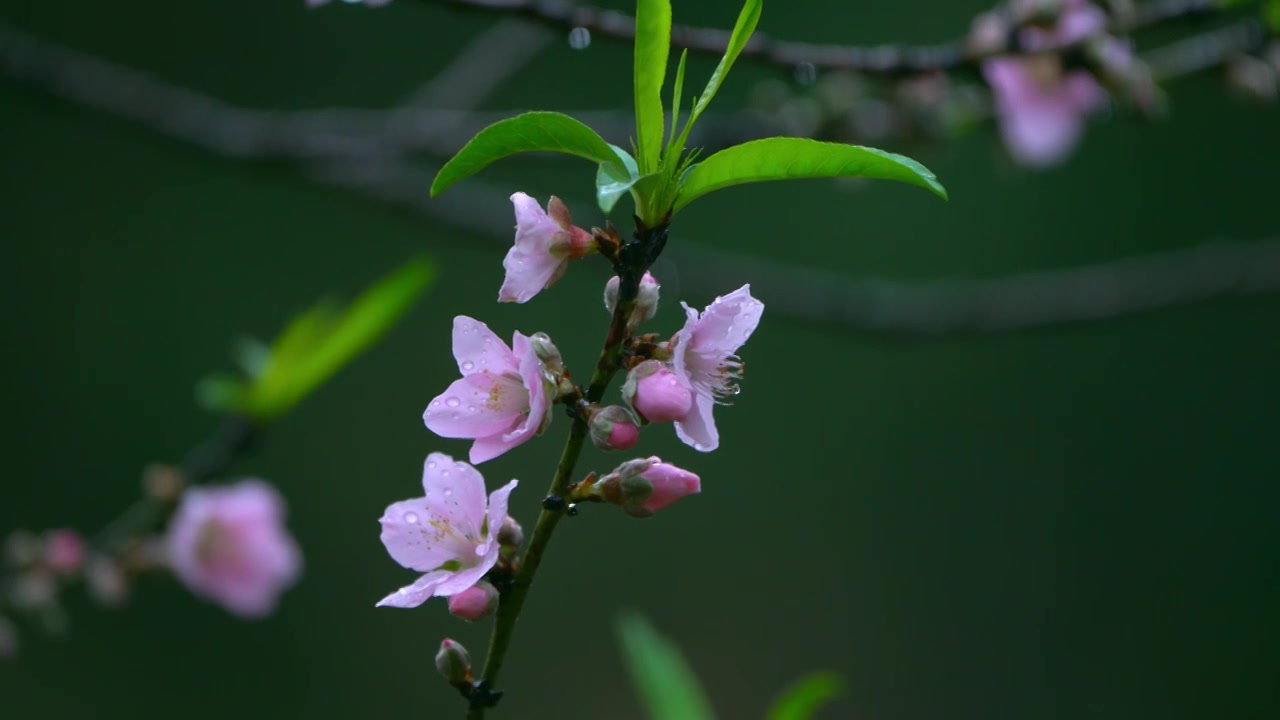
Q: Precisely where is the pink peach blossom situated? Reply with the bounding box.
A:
[593,456,701,518]
[377,453,517,609]
[43,529,84,574]
[983,0,1112,167]
[499,193,595,304]
[670,285,764,452]
[636,462,702,514]
[423,316,553,464]
[166,480,302,619]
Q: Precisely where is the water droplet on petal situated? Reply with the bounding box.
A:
[445,397,462,408]
[461,361,475,372]
[444,489,452,496]
[403,512,419,524]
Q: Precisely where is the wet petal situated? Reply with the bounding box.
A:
[451,316,518,376]
[422,453,489,539]
[375,570,450,609]
[424,375,527,439]
[674,391,720,453]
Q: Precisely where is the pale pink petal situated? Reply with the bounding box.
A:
[432,557,497,597]
[422,453,489,539]
[1063,71,1106,112]
[670,303,701,391]
[481,479,519,553]
[423,375,526,439]
[379,497,463,572]
[1055,1,1106,47]
[674,391,719,452]
[469,431,526,465]
[686,285,763,356]
[451,316,518,376]
[376,570,450,609]
[514,332,550,438]
[1001,99,1085,167]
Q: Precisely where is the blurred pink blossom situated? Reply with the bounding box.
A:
[43,529,85,575]
[377,453,517,609]
[167,480,302,619]
[423,316,552,464]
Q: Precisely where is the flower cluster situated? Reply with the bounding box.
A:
[376,192,764,612]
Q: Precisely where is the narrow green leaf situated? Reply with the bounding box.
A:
[617,612,716,720]
[767,672,843,720]
[232,336,272,379]
[666,49,689,158]
[430,112,618,197]
[242,257,434,421]
[634,0,672,173]
[194,374,248,414]
[674,137,948,213]
[1266,0,1280,32]
[672,0,762,156]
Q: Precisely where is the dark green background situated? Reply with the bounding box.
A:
[2,1,1277,718]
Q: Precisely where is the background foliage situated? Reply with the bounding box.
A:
[1,0,1277,718]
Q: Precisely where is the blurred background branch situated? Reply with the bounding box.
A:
[2,11,1276,335]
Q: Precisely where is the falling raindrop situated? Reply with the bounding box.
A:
[568,27,591,50]
[794,62,818,86]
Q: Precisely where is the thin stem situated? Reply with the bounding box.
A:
[466,227,658,719]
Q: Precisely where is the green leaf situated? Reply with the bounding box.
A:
[430,112,618,197]
[666,49,689,158]
[766,672,843,720]
[674,137,948,213]
[1266,0,1280,32]
[634,0,672,173]
[597,144,646,215]
[204,257,434,422]
[671,0,762,157]
[617,612,716,720]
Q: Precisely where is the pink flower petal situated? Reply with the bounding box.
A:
[375,570,450,609]
[499,194,570,303]
[422,453,489,540]
[481,479,519,553]
[674,391,719,453]
[685,285,764,356]
[379,497,463,572]
[451,316,518,376]
[423,375,526,439]
[431,559,495,597]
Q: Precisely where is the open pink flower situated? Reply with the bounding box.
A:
[167,480,302,619]
[423,316,553,464]
[377,453,517,609]
[499,193,595,304]
[670,285,764,452]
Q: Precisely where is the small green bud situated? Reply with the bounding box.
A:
[435,638,473,685]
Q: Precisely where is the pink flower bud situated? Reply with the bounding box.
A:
[435,638,473,684]
[604,272,661,326]
[593,456,701,518]
[623,360,692,424]
[497,516,524,549]
[636,462,701,514]
[589,405,641,451]
[447,581,499,622]
[43,529,85,575]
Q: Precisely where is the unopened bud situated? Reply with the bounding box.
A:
[604,272,661,326]
[43,529,85,575]
[589,405,641,451]
[593,457,701,518]
[623,360,692,424]
[497,516,524,549]
[435,638,473,684]
[447,581,499,622]
[529,332,564,375]
[85,555,129,608]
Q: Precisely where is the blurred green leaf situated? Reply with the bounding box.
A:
[766,672,843,720]
[232,336,272,379]
[199,257,434,422]
[674,137,948,214]
[617,612,716,720]
[430,112,618,197]
[669,0,762,163]
[1265,0,1280,31]
[634,0,672,174]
